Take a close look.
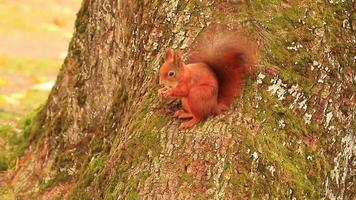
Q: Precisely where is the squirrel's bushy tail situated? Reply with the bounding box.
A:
[188,30,258,109]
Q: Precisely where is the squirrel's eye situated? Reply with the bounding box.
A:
[168,71,175,77]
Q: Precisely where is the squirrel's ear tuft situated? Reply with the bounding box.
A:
[173,51,183,68]
[165,49,174,60]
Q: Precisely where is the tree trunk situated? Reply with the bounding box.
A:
[8,0,355,199]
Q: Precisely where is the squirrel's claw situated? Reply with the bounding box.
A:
[158,88,165,98]
[216,103,229,114]
[178,117,199,129]
[174,111,193,119]
[158,87,170,98]
[173,110,183,118]
[161,88,173,98]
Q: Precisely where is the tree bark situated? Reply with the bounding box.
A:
[9,0,355,199]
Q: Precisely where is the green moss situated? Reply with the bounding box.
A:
[0,105,46,171]
[230,173,249,192]
[21,105,46,140]
[227,143,252,198]
[53,113,70,134]
[65,155,102,197]
[229,124,325,198]
[121,131,158,166]
[83,175,95,188]
[105,84,129,132]
[266,39,290,66]
[102,170,148,199]
[117,85,128,103]
[39,172,70,191]
[178,172,193,186]
[126,178,138,192]
[89,155,107,173]
[127,191,139,200]
[54,150,73,169]
[232,80,326,198]
[274,107,287,116]
[242,79,255,114]
[89,137,103,154]
[77,21,87,34]
[176,0,188,13]
[98,91,169,198]
[0,185,15,200]
[75,0,89,34]
[76,89,87,106]
[67,187,91,200]
[72,48,81,56]
[0,160,8,171]
[54,195,63,200]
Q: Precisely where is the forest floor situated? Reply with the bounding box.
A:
[0,0,80,198]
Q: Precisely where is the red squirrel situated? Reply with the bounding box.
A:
[159,31,257,129]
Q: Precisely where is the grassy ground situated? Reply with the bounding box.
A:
[0,0,80,198]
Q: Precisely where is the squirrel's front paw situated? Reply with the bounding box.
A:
[161,88,173,98]
[158,88,167,98]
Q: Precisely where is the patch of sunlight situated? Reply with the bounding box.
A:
[60,52,67,59]
[10,93,24,99]
[0,95,20,105]
[41,23,60,32]
[34,76,50,83]
[63,31,73,39]
[0,97,5,105]
[31,81,55,91]
[0,78,7,86]
[0,54,61,76]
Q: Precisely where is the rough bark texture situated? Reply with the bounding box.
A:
[6,0,355,199]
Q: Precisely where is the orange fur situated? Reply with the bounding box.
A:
[189,30,258,110]
[159,30,257,129]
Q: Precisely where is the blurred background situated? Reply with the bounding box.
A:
[0,0,81,125]
[0,0,81,172]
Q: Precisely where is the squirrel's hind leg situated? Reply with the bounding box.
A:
[178,86,217,129]
[188,86,218,117]
[174,110,193,119]
[179,117,201,129]
[216,103,229,114]
[174,97,193,119]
